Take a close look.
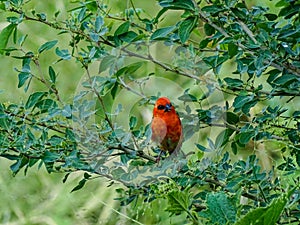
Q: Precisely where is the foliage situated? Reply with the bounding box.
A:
[0,0,300,224]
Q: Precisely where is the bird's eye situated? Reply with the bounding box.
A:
[157,105,165,110]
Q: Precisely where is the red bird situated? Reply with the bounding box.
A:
[151,97,183,155]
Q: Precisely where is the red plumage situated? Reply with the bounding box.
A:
[151,97,183,154]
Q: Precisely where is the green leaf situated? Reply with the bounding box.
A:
[110,82,119,99]
[231,8,247,19]
[61,104,72,118]
[85,1,97,11]
[202,5,224,14]
[129,116,137,130]
[231,141,237,154]
[234,189,294,225]
[225,0,238,7]
[119,31,138,43]
[265,13,277,21]
[178,93,198,102]
[62,173,71,183]
[48,66,56,83]
[0,2,6,10]
[18,34,28,47]
[115,62,144,76]
[178,16,198,43]
[0,117,10,130]
[35,99,58,112]
[225,111,239,124]
[293,111,300,119]
[159,0,195,11]
[25,91,47,109]
[224,77,243,88]
[166,189,192,215]
[241,99,258,114]
[71,177,87,192]
[37,13,47,21]
[195,143,209,152]
[78,7,87,22]
[228,43,238,58]
[266,69,281,84]
[88,47,97,60]
[48,135,64,146]
[215,129,234,148]
[114,21,130,36]
[204,23,215,36]
[97,78,117,96]
[199,38,211,49]
[55,47,71,60]
[154,8,168,24]
[278,4,300,19]
[66,128,76,142]
[203,55,228,69]
[18,72,31,88]
[90,32,99,42]
[10,157,29,175]
[150,26,176,40]
[95,16,104,32]
[99,55,116,73]
[63,150,85,169]
[239,131,255,144]
[233,95,254,110]
[200,192,237,225]
[38,40,58,54]
[84,172,91,179]
[272,74,298,86]
[111,167,127,178]
[0,24,17,55]
[43,151,61,163]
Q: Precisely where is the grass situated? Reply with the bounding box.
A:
[0,158,189,225]
[0,158,127,225]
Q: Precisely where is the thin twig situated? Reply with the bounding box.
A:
[83,64,115,132]
[32,58,62,103]
[118,77,147,99]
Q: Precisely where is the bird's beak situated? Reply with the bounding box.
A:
[164,104,171,112]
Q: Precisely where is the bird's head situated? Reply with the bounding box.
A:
[153,97,176,117]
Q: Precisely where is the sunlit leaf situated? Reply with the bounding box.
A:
[178,16,198,43]
[150,26,176,40]
[0,24,17,54]
[25,92,47,109]
[200,192,237,225]
[38,40,58,54]
[55,47,71,60]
